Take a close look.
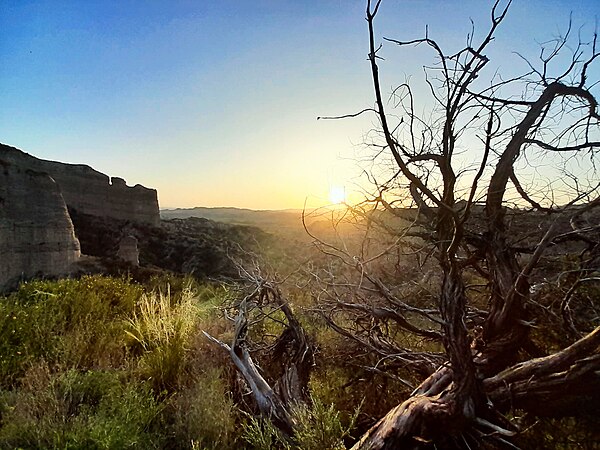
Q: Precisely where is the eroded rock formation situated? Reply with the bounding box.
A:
[0,143,161,291]
[0,144,160,226]
[0,160,81,290]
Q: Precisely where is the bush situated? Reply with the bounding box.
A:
[242,397,359,450]
[0,276,143,385]
[170,368,238,450]
[0,367,161,449]
[242,417,280,450]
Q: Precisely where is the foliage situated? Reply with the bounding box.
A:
[125,284,198,392]
[170,368,238,450]
[0,367,161,449]
[0,275,143,385]
[289,397,360,450]
[0,276,241,449]
[0,222,597,449]
[242,396,360,450]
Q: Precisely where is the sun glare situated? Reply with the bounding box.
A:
[329,186,346,204]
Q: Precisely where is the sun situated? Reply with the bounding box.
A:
[329,186,346,204]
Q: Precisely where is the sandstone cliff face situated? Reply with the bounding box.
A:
[0,144,160,226]
[0,160,81,290]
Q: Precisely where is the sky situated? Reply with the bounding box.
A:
[1,0,598,210]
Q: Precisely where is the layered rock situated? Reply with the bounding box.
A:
[0,143,160,226]
[0,160,81,290]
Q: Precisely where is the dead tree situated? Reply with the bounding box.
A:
[313,0,600,448]
[204,263,314,436]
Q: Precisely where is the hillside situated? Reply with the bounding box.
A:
[161,206,305,231]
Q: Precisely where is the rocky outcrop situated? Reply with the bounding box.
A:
[0,143,161,291]
[0,160,81,290]
[117,235,140,267]
[69,209,270,279]
[0,143,274,289]
[0,143,160,226]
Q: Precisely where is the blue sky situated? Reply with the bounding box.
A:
[1,0,598,208]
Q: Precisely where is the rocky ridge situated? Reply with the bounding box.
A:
[0,143,159,226]
[0,143,160,290]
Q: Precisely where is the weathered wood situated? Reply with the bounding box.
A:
[351,366,460,450]
[204,276,314,435]
[483,326,600,416]
[204,298,295,433]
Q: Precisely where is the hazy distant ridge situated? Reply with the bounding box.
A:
[160,206,305,230]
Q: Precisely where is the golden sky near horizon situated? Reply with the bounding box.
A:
[2,1,599,210]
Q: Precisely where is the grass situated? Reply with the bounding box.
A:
[125,284,198,392]
[0,275,240,449]
[0,274,367,449]
[2,269,592,448]
[242,396,360,450]
[0,366,162,449]
[170,367,238,450]
[0,276,144,385]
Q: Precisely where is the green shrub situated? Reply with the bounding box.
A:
[242,416,281,450]
[171,368,238,450]
[0,367,161,449]
[242,397,359,450]
[290,397,359,450]
[0,276,144,384]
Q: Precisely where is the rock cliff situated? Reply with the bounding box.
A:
[0,143,161,291]
[0,143,160,226]
[0,160,81,290]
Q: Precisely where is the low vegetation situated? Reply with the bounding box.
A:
[0,275,363,449]
[1,252,596,449]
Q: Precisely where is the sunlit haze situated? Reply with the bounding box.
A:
[328,185,346,204]
[1,0,598,209]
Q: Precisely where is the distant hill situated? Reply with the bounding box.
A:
[160,207,307,233]
[161,204,600,257]
[160,206,425,240]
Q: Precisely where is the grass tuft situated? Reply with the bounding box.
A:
[125,284,198,392]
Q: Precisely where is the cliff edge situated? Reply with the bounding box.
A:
[0,143,160,290]
[0,160,81,290]
[0,143,160,226]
